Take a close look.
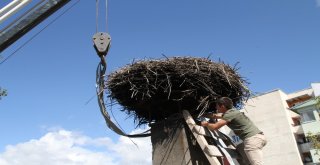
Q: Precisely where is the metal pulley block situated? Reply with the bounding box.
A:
[93,32,111,57]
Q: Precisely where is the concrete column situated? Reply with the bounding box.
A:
[151,117,211,165]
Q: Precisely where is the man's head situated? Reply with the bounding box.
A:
[216,97,233,113]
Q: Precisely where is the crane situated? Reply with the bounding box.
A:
[0,1,244,164]
[0,0,71,52]
[0,0,151,136]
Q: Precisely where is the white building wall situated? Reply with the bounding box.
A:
[311,83,320,97]
[243,90,303,165]
[314,110,320,121]
[302,121,320,135]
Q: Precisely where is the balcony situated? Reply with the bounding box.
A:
[293,125,304,134]
[299,142,312,153]
[302,120,320,133]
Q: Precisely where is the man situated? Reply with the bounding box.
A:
[201,97,267,165]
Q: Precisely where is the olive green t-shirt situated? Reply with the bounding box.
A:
[222,108,261,140]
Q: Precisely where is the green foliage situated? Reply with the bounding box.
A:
[0,87,7,100]
[307,132,320,156]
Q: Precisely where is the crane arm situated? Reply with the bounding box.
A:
[0,0,71,52]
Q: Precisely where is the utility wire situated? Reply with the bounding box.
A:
[0,0,80,66]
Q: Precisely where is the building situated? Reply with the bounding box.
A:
[238,83,320,165]
[290,93,320,164]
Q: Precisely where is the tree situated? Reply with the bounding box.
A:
[307,132,320,155]
[0,55,6,100]
[0,87,7,100]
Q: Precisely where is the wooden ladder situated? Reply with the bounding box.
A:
[182,110,241,165]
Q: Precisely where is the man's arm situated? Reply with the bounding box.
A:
[201,119,228,131]
[202,113,223,119]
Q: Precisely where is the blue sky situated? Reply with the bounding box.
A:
[1,0,320,164]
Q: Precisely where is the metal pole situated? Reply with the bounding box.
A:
[0,0,70,52]
[0,0,32,24]
[0,0,21,16]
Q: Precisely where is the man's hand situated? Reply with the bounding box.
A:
[201,119,228,131]
[201,121,209,127]
[202,113,222,119]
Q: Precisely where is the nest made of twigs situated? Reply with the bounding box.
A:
[106,56,250,126]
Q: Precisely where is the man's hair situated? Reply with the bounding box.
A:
[216,97,233,109]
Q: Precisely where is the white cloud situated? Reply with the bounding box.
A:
[0,129,152,165]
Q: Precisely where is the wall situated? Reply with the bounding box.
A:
[302,120,320,134]
[243,90,303,165]
[311,83,320,97]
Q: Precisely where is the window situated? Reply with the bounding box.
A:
[301,111,316,123]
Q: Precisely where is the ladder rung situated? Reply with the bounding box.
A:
[205,145,223,157]
[192,125,208,136]
[182,110,221,165]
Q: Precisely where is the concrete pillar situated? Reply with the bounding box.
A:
[151,117,211,165]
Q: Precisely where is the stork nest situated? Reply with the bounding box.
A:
[106,57,250,126]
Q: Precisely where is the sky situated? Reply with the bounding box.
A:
[1,0,320,164]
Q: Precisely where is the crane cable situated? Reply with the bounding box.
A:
[94,0,151,138]
[95,0,108,32]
